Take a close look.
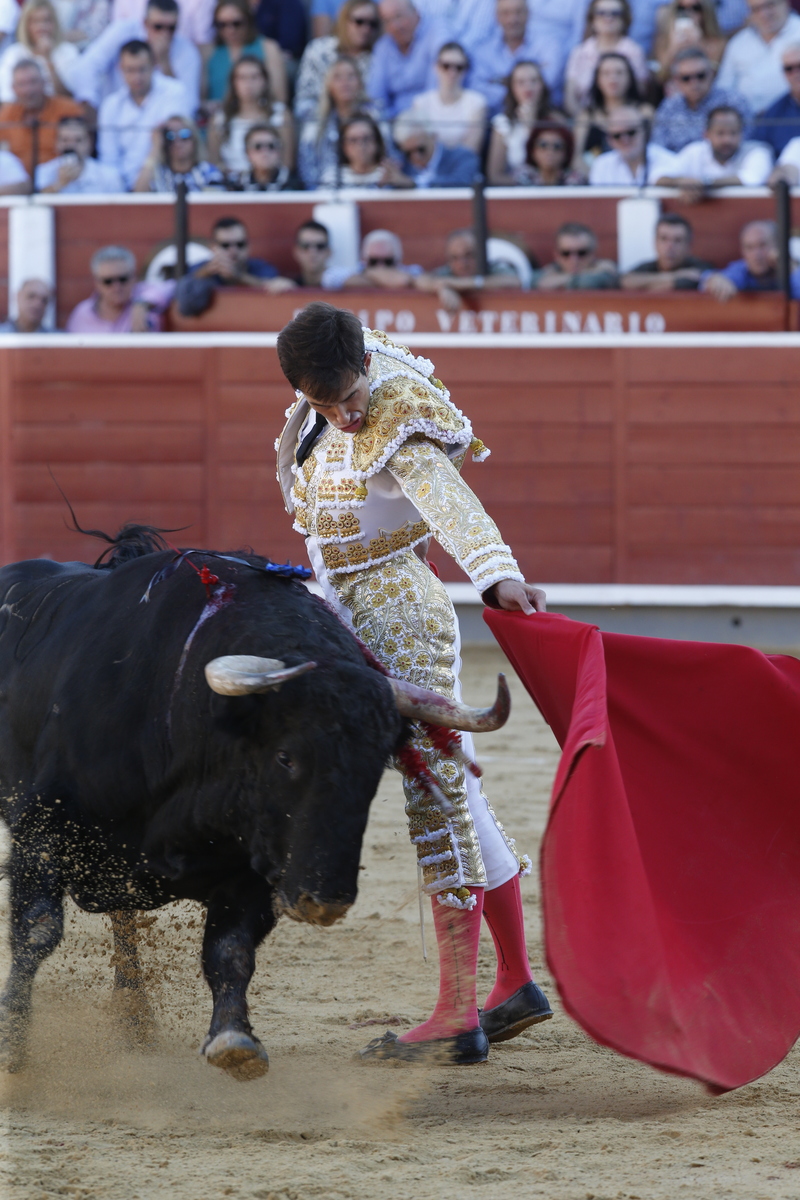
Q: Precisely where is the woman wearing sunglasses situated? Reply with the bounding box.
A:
[653,0,726,86]
[295,0,380,124]
[515,121,587,184]
[564,0,649,116]
[208,54,292,172]
[133,115,226,191]
[406,42,486,154]
[205,0,287,107]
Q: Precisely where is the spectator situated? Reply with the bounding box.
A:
[0,146,29,192]
[407,42,487,152]
[207,54,291,171]
[651,47,751,152]
[250,0,307,68]
[0,59,81,175]
[393,112,479,184]
[57,0,110,49]
[331,227,424,287]
[630,0,748,56]
[97,39,190,186]
[175,215,295,315]
[66,244,169,331]
[701,218,800,299]
[531,221,619,288]
[469,0,565,112]
[0,278,52,331]
[414,226,522,309]
[652,0,726,84]
[573,52,651,166]
[367,0,449,120]
[294,0,380,125]
[110,0,209,45]
[514,120,586,182]
[589,105,678,182]
[133,113,225,189]
[36,112,124,190]
[655,105,772,196]
[298,55,372,187]
[753,42,800,155]
[204,0,287,106]
[487,59,564,183]
[75,0,201,110]
[0,0,80,103]
[226,123,299,188]
[320,111,408,185]
[564,0,648,117]
[621,212,713,290]
[291,219,334,284]
[716,0,800,115]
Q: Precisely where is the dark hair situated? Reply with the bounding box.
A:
[584,0,632,36]
[589,52,640,110]
[657,212,692,235]
[556,221,597,251]
[120,38,153,58]
[503,60,550,121]
[223,54,272,134]
[437,40,470,68]
[244,121,280,151]
[58,113,88,128]
[213,0,255,44]
[338,112,384,167]
[295,219,330,245]
[277,303,366,403]
[526,120,574,166]
[706,104,743,129]
[213,214,248,235]
[146,0,179,13]
[671,45,711,69]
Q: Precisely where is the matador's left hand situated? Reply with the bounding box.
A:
[485,580,547,615]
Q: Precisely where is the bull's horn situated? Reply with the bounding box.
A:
[205,655,316,695]
[389,673,510,733]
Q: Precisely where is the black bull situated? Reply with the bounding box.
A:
[0,540,407,1081]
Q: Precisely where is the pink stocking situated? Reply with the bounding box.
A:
[482,874,534,1011]
[399,887,484,1043]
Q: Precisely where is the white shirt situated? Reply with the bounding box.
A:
[74,16,201,108]
[111,0,214,44]
[716,13,800,115]
[98,72,190,187]
[589,142,678,185]
[35,153,125,192]
[0,148,28,185]
[408,88,487,150]
[0,41,81,103]
[669,138,773,186]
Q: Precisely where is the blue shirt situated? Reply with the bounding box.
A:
[466,20,566,110]
[74,18,202,109]
[703,258,800,299]
[753,91,800,157]
[403,142,479,187]
[176,257,279,317]
[367,16,451,119]
[651,85,752,153]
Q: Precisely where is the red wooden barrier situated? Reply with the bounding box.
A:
[2,338,800,585]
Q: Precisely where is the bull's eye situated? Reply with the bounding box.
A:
[276,750,294,771]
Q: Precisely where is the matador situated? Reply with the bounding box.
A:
[276,303,552,1064]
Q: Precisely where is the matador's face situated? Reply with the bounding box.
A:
[304,352,372,436]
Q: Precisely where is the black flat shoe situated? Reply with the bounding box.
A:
[479,981,553,1044]
[356,1027,489,1065]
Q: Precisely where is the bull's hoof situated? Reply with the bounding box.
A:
[201,1030,269,1081]
[0,1004,27,1073]
[108,986,158,1050]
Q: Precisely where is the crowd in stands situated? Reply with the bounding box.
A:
[0,0,796,194]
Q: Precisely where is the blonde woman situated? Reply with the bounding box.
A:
[653,0,726,84]
[133,115,225,192]
[207,54,293,173]
[294,0,380,123]
[0,0,80,102]
[298,54,380,188]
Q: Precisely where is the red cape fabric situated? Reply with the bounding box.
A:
[484,609,800,1092]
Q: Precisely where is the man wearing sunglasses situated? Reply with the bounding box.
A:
[589,105,678,185]
[330,227,424,289]
[66,244,170,333]
[76,0,201,111]
[532,222,619,290]
[651,47,751,153]
[753,42,800,155]
[716,0,800,114]
[176,215,296,316]
[292,220,335,287]
[393,113,479,186]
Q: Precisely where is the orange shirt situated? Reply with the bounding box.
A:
[0,97,83,175]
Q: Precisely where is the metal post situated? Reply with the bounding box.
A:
[30,118,39,195]
[775,177,792,301]
[472,174,488,275]
[174,179,188,278]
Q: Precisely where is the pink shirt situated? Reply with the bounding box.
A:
[111,0,214,44]
[65,281,173,333]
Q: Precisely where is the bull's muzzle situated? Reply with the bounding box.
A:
[276,893,351,927]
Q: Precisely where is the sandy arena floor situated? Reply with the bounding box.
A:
[1,643,800,1200]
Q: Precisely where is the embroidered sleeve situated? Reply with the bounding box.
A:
[387,438,524,594]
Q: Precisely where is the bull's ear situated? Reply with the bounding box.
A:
[205,655,316,695]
